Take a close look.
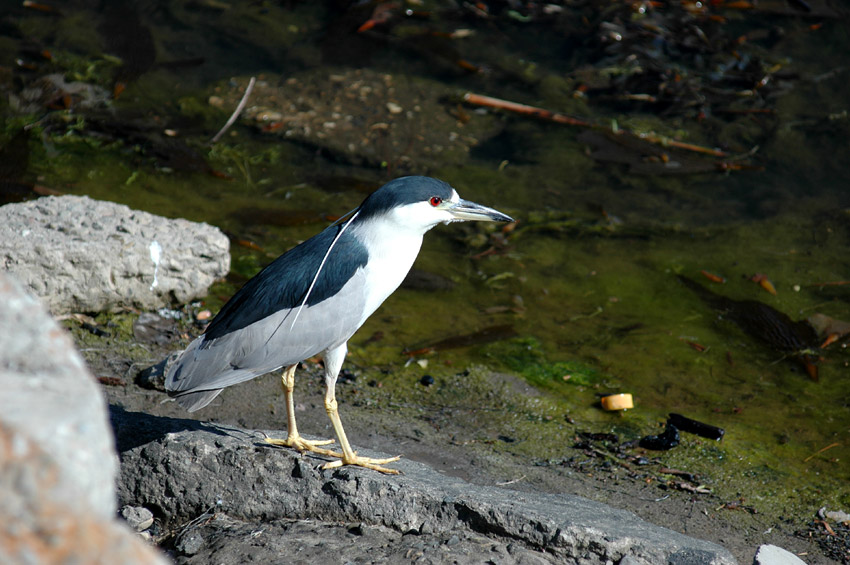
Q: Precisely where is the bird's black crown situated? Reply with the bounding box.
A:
[357,176,453,220]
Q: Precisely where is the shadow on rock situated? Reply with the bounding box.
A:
[109,405,243,453]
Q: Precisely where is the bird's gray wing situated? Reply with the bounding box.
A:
[202,222,367,342]
[165,268,368,411]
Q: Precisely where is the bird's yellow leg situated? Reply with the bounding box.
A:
[265,364,339,456]
[321,387,401,474]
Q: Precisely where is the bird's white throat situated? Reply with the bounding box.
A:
[352,217,425,323]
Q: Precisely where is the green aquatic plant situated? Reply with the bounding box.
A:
[487,336,602,389]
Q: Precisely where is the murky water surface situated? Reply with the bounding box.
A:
[2,0,848,518]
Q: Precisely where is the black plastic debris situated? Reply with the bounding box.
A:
[639,423,680,451]
[668,413,725,441]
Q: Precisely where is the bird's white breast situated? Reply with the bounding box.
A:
[352,218,424,326]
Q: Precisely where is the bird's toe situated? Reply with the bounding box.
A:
[265,434,340,457]
[321,454,402,475]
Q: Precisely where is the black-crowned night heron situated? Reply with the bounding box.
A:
[165,176,513,473]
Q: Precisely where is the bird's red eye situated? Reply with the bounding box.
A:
[429,196,442,207]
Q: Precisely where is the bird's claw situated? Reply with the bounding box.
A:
[265,435,340,457]
[321,453,401,475]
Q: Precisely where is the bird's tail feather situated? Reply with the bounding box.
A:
[170,388,223,412]
[165,333,279,411]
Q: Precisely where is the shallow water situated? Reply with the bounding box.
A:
[2,0,848,521]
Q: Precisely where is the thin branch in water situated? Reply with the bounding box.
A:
[210,76,256,144]
[804,442,840,463]
[463,92,593,128]
[462,91,731,158]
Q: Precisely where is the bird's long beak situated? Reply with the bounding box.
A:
[448,199,514,223]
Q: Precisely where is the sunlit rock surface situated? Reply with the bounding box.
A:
[0,271,167,565]
[0,195,230,314]
[115,414,738,565]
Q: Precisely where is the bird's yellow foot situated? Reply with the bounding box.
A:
[321,453,401,475]
[265,434,340,457]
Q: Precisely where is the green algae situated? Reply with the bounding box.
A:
[484,336,602,389]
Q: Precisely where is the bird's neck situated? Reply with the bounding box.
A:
[352,218,425,322]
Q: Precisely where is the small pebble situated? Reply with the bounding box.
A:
[120,505,154,532]
[754,544,807,565]
[825,509,850,523]
[176,531,204,556]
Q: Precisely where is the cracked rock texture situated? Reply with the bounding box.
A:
[0,195,229,314]
[114,408,738,565]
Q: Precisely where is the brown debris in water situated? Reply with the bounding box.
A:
[678,275,820,380]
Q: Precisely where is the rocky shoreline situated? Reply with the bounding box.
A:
[0,195,829,564]
[114,407,735,564]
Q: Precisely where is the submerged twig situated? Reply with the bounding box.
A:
[804,442,841,463]
[462,91,731,158]
[462,92,593,127]
[635,132,728,158]
[807,280,850,288]
[211,76,255,144]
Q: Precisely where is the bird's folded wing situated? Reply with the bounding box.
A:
[165,269,368,397]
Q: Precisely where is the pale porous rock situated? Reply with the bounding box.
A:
[0,271,167,564]
[0,195,230,315]
[0,422,168,565]
[114,412,739,565]
[121,505,155,532]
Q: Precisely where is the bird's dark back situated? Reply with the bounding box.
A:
[202,176,453,343]
[203,224,368,342]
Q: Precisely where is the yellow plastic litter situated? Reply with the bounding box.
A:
[601,393,634,411]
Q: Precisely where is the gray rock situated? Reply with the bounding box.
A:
[753,544,808,565]
[136,350,181,391]
[176,529,206,556]
[169,512,562,564]
[0,195,230,314]
[0,271,118,518]
[114,413,738,565]
[0,271,167,564]
[619,557,650,565]
[121,505,155,532]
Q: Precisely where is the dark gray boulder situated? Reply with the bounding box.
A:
[114,409,738,565]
